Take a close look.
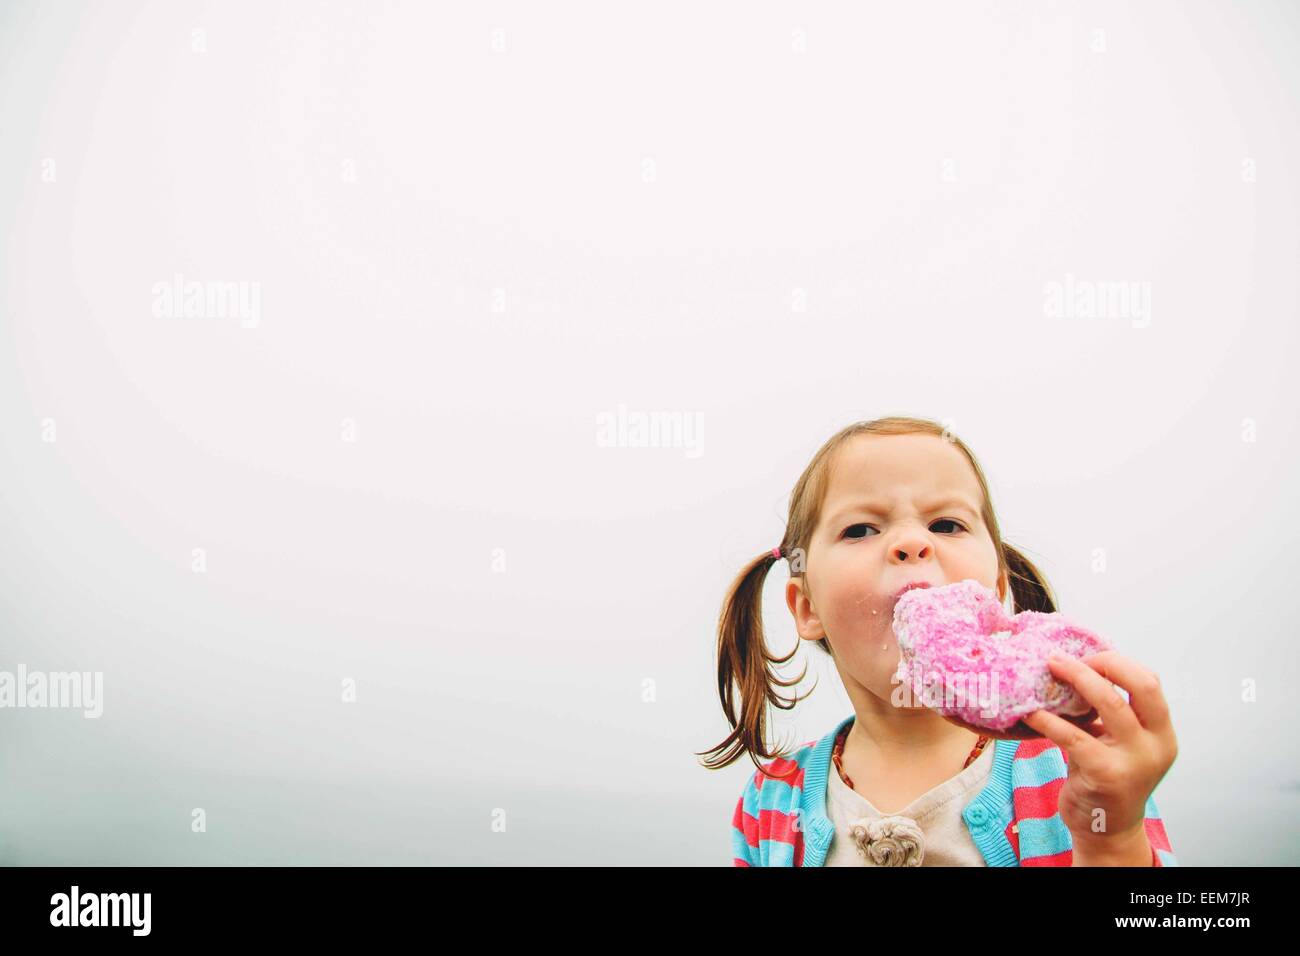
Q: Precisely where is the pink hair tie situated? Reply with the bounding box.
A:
[771,546,784,559]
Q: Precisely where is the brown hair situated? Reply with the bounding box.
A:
[696,416,1057,779]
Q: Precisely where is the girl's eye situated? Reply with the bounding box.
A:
[841,519,967,539]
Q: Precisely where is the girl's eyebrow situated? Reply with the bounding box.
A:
[827,496,980,525]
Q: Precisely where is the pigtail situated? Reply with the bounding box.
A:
[696,548,811,779]
[1002,542,1057,613]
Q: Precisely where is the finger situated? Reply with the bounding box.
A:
[1021,708,1110,771]
[1073,650,1171,732]
[993,721,1044,740]
[1010,709,1102,739]
[1041,714,1107,739]
[1046,653,1143,742]
[1076,718,1107,739]
[1004,721,1048,740]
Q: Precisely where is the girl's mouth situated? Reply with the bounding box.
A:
[892,581,935,601]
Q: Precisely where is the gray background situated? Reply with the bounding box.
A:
[1,0,1297,865]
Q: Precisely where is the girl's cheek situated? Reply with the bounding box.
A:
[824,576,887,616]
[854,589,893,625]
[828,591,894,647]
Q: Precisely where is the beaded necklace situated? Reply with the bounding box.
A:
[830,720,990,791]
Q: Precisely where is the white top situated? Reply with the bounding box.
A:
[822,741,995,866]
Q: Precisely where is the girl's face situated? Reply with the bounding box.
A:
[785,432,1007,705]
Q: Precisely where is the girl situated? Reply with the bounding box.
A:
[700,417,1179,867]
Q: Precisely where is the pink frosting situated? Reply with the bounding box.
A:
[890,579,1112,731]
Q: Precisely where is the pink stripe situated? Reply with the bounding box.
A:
[733,800,759,850]
[1144,816,1173,855]
[1021,848,1073,867]
[1015,776,1065,820]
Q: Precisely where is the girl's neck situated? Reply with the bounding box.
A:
[845,708,981,766]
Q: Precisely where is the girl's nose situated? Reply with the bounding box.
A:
[890,535,932,563]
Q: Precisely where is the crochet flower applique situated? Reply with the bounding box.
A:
[848,815,925,866]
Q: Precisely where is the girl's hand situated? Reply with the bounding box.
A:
[1021,650,1179,864]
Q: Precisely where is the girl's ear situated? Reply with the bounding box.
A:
[785,579,826,643]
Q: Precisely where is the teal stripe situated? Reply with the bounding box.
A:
[963,738,1020,866]
[1010,746,1068,789]
[1144,793,1162,820]
[731,825,755,864]
[796,713,855,867]
[1018,814,1073,859]
[761,838,796,867]
[754,777,803,813]
[735,776,763,865]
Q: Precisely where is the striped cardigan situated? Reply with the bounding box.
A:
[732,713,1177,866]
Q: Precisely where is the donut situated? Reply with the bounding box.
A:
[890,579,1112,734]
